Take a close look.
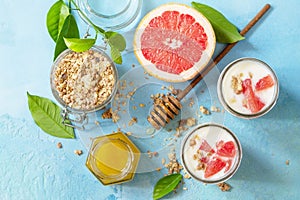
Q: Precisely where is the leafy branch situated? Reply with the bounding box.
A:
[46,0,126,64]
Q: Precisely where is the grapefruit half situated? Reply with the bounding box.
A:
[134,3,216,82]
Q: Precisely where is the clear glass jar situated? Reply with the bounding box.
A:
[50,47,118,129]
[77,0,143,31]
[181,123,242,184]
[86,132,141,185]
[217,57,279,119]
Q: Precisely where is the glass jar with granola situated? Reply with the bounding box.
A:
[50,46,118,129]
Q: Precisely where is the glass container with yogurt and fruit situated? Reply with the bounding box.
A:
[217,57,279,119]
[181,123,242,184]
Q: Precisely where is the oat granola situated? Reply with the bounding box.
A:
[52,49,116,111]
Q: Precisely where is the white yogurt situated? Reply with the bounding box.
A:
[218,58,279,118]
[181,123,242,184]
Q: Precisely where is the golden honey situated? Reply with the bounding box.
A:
[86,132,140,185]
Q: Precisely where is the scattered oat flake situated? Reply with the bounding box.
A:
[231,75,243,94]
[218,182,231,192]
[184,173,191,179]
[183,187,188,191]
[74,150,83,156]
[126,132,132,136]
[156,167,161,172]
[200,106,210,115]
[128,117,137,126]
[211,106,221,112]
[102,108,113,119]
[162,158,166,165]
[186,117,196,127]
[286,160,290,165]
[139,103,145,107]
[94,120,100,126]
[57,142,62,149]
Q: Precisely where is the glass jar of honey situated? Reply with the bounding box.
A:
[86,132,140,185]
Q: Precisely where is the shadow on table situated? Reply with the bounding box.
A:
[233,146,285,184]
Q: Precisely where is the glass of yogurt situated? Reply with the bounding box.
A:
[180,123,242,184]
[217,57,279,119]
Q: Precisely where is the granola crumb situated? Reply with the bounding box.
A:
[231,75,243,94]
[285,160,290,165]
[230,98,237,104]
[183,187,188,191]
[173,89,183,96]
[57,142,62,149]
[156,167,162,172]
[210,106,221,112]
[74,150,83,156]
[112,110,120,123]
[200,106,210,115]
[167,85,174,92]
[132,64,135,68]
[94,120,100,126]
[189,139,196,146]
[126,132,132,136]
[162,158,166,165]
[139,103,145,108]
[186,117,196,127]
[128,117,137,126]
[102,108,113,119]
[249,72,253,79]
[189,98,195,107]
[217,182,231,192]
[184,173,191,179]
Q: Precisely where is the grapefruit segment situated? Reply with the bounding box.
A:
[204,157,226,178]
[255,74,274,91]
[134,3,216,82]
[242,78,265,113]
[217,141,236,158]
[199,139,215,154]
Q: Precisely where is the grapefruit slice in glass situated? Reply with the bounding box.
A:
[134,3,216,82]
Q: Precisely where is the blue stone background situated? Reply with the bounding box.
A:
[0,0,299,199]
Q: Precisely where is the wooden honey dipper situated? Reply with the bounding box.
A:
[148,4,271,129]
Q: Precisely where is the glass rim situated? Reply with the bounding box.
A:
[76,0,143,30]
[217,57,279,119]
[180,123,242,184]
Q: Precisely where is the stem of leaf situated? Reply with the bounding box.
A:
[70,0,105,36]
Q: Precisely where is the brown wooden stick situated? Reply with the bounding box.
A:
[177,4,271,101]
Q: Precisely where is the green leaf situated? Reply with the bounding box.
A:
[153,174,182,200]
[192,2,245,43]
[46,0,69,42]
[105,31,126,51]
[64,38,96,52]
[110,45,122,64]
[27,92,75,139]
[54,14,79,60]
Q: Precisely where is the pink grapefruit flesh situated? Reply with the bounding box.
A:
[204,157,226,178]
[255,74,275,91]
[134,3,216,82]
[242,78,265,113]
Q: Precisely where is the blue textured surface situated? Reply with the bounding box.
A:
[1,0,300,199]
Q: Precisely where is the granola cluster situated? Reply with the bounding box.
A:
[53,49,116,110]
